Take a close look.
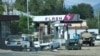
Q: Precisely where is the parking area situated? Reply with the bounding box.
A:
[0,40,100,56]
[0,46,100,56]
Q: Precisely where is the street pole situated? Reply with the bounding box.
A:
[27,0,29,33]
[98,10,100,35]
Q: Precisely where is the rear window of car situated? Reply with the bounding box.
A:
[6,35,23,41]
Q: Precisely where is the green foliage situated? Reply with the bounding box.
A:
[38,0,65,15]
[18,15,33,34]
[0,3,4,15]
[29,0,43,15]
[15,0,67,15]
[11,21,20,35]
[87,18,98,29]
[69,3,94,19]
[14,0,27,12]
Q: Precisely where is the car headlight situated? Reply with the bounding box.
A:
[75,43,77,45]
[5,41,8,44]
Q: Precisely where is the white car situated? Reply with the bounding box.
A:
[50,40,60,49]
[34,41,40,48]
[5,35,30,50]
[96,35,100,40]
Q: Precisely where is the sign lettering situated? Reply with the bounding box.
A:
[45,17,63,21]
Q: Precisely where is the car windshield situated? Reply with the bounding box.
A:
[6,35,23,41]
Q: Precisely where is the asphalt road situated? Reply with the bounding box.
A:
[0,46,100,56]
[0,40,100,56]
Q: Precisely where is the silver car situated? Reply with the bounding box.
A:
[50,40,60,49]
[5,35,30,50]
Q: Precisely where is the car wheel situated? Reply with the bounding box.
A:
[89,42,92,46]
[58,45,60,48]
[91,43,95,46]
[24,45,27,49]
[78,47,81,50]
[68,48,71,50]
[11,48,14,51]
[19,48,23,51]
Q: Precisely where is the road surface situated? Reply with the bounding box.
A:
[0,40,100,56]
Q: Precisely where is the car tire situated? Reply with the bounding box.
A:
[91,43,95,46]
[24,45,27,49]
[68,48,71,50]
[19,48,23,51]
[58,45,60,48]
[78,47,81,50]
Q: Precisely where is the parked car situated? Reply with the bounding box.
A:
[34,41,41,51]
[80,31,95,46]
[96,35,100,40]
[50,40,60,50]
[65,39,82,50]
[5,35,30,51]
[90,32,97,40]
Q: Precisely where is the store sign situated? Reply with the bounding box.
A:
[45,17,63,21]
[45,14,74,21]
[33,14,80,22]
[64,14,74,21]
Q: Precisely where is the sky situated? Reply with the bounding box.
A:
[64,0,100,7]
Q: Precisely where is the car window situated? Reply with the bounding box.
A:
[24,37,29,41]
[7,35,23,41]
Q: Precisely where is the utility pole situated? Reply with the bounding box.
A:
[98,10,100,35]
[27,0,29,33]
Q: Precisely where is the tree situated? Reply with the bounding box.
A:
[28,0,43,15]
[10,21,20,35]
[18,15,33,34]
[55,0,69,14]
[70,3,94,19]
[14,0,67,15]
[87,18,98,29]
[29,0,67,15]
[14,0,27,12]
[10,15,34,34]
[0,1,4,15]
